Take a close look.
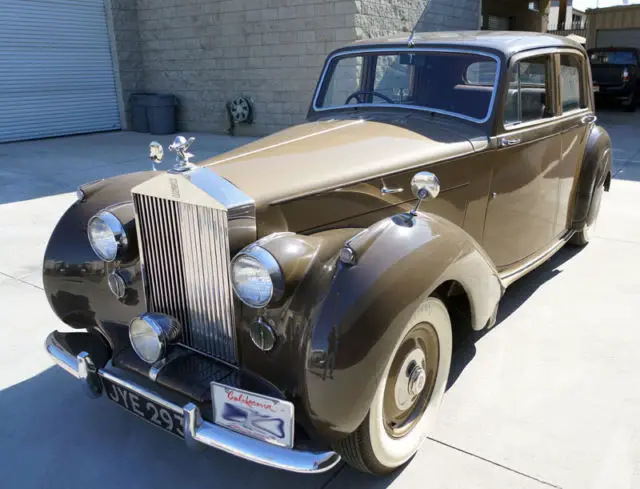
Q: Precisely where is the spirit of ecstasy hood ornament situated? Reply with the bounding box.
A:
[148,136,196,172]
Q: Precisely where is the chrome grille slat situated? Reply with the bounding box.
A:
[133,193,238,365]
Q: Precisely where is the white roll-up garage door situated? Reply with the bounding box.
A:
[0,0,120,143]
[597,29,640,50]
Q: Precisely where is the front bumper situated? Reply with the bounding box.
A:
[45,331,341,474]
[594,84,633,100]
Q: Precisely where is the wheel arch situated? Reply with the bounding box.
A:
[572,125,612,228]
[301,212,502,442]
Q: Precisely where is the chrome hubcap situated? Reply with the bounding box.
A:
[383,322,439,438]
[408,365,426,396]
[394,348,426,411]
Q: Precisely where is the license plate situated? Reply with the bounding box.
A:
[211,382,294,448]
[102,377,185,438]
[593,85,600,92]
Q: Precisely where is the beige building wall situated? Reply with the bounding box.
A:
[586,5,640,49]
[108,0,483,136]
[483,0,550,32]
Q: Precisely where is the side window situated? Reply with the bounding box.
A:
[504,55,553,126]
[560,54,585,112]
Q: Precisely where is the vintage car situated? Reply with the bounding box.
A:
[44,31,611,475]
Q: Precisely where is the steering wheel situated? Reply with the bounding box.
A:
[344,90,394,105]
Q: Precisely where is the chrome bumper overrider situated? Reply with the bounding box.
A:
[45,331,341,474]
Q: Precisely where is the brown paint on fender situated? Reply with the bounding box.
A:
[299,213,502,439]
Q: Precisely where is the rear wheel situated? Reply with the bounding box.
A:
[623,93,636,112]
[570,178,604,246]
[335,297,452,475]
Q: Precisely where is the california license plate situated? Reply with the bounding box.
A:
[211,382,294,448]
[102,376,185,438]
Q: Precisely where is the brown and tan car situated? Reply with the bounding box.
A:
[44,31,611,475]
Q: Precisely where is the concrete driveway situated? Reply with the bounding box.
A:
[1,113,639,489]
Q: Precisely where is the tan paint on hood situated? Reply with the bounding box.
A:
[200,118,476,208]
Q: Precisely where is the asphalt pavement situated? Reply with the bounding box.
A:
[1,111,639,489]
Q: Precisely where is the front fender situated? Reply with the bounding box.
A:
[43,171,156,351]
[303,213,502,441]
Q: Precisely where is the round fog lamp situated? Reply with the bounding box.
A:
[249,317,276,352]
[129,313,181,364]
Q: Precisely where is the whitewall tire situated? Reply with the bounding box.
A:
[335,296,453,474]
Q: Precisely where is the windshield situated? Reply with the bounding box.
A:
[314,50,499,122]
[590,50,637,65]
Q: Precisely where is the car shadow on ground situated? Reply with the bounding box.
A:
[0,246,585,489]
[0,367,334,489]
[447,244,583,390]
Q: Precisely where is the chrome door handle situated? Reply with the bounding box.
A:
[381,186,404,195]
[581,114,597,124]
[500,137,521,147]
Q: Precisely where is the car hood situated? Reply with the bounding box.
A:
[199,116,482,208]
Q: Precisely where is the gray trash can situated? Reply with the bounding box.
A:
[147,94,177,135]
[130,93,151,133]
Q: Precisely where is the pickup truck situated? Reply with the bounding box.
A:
[589,47,640,111]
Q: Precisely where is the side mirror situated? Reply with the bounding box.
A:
[149,142,164,170]
[410,171,440,216]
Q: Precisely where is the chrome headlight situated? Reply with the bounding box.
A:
[231,247,284,308]
[129,313,181,364]
[87,211,128,262]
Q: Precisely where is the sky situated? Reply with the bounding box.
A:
[573,0,640,10]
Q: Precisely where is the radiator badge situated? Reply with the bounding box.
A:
[170,178,180,199]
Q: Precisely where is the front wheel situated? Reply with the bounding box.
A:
[335,297,452,474]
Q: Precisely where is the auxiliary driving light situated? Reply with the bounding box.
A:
[129,313,181,364]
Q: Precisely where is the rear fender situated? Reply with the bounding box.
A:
[572,125,612,227]
[302,212,502,441]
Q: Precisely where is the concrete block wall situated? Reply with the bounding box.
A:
[129,0,358,135]
[108,0,481,136]
[107,0,144,125]
[355,0,480,43]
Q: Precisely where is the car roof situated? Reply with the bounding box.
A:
[341,31,584,57]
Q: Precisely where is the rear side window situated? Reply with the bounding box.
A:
[560,54,585,112]
[504,55,554,126]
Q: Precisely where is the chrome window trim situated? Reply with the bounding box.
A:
[312,47,502,124]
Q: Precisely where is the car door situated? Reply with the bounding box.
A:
[553,51,593,236]
[482,51,562,269]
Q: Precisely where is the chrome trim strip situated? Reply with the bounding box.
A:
[45,333,342,474]
[499,230,575,287]
[312,47,502,124]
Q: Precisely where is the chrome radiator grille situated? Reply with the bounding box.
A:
[133,194,238,364]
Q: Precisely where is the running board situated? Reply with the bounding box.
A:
[499,230,574,288]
